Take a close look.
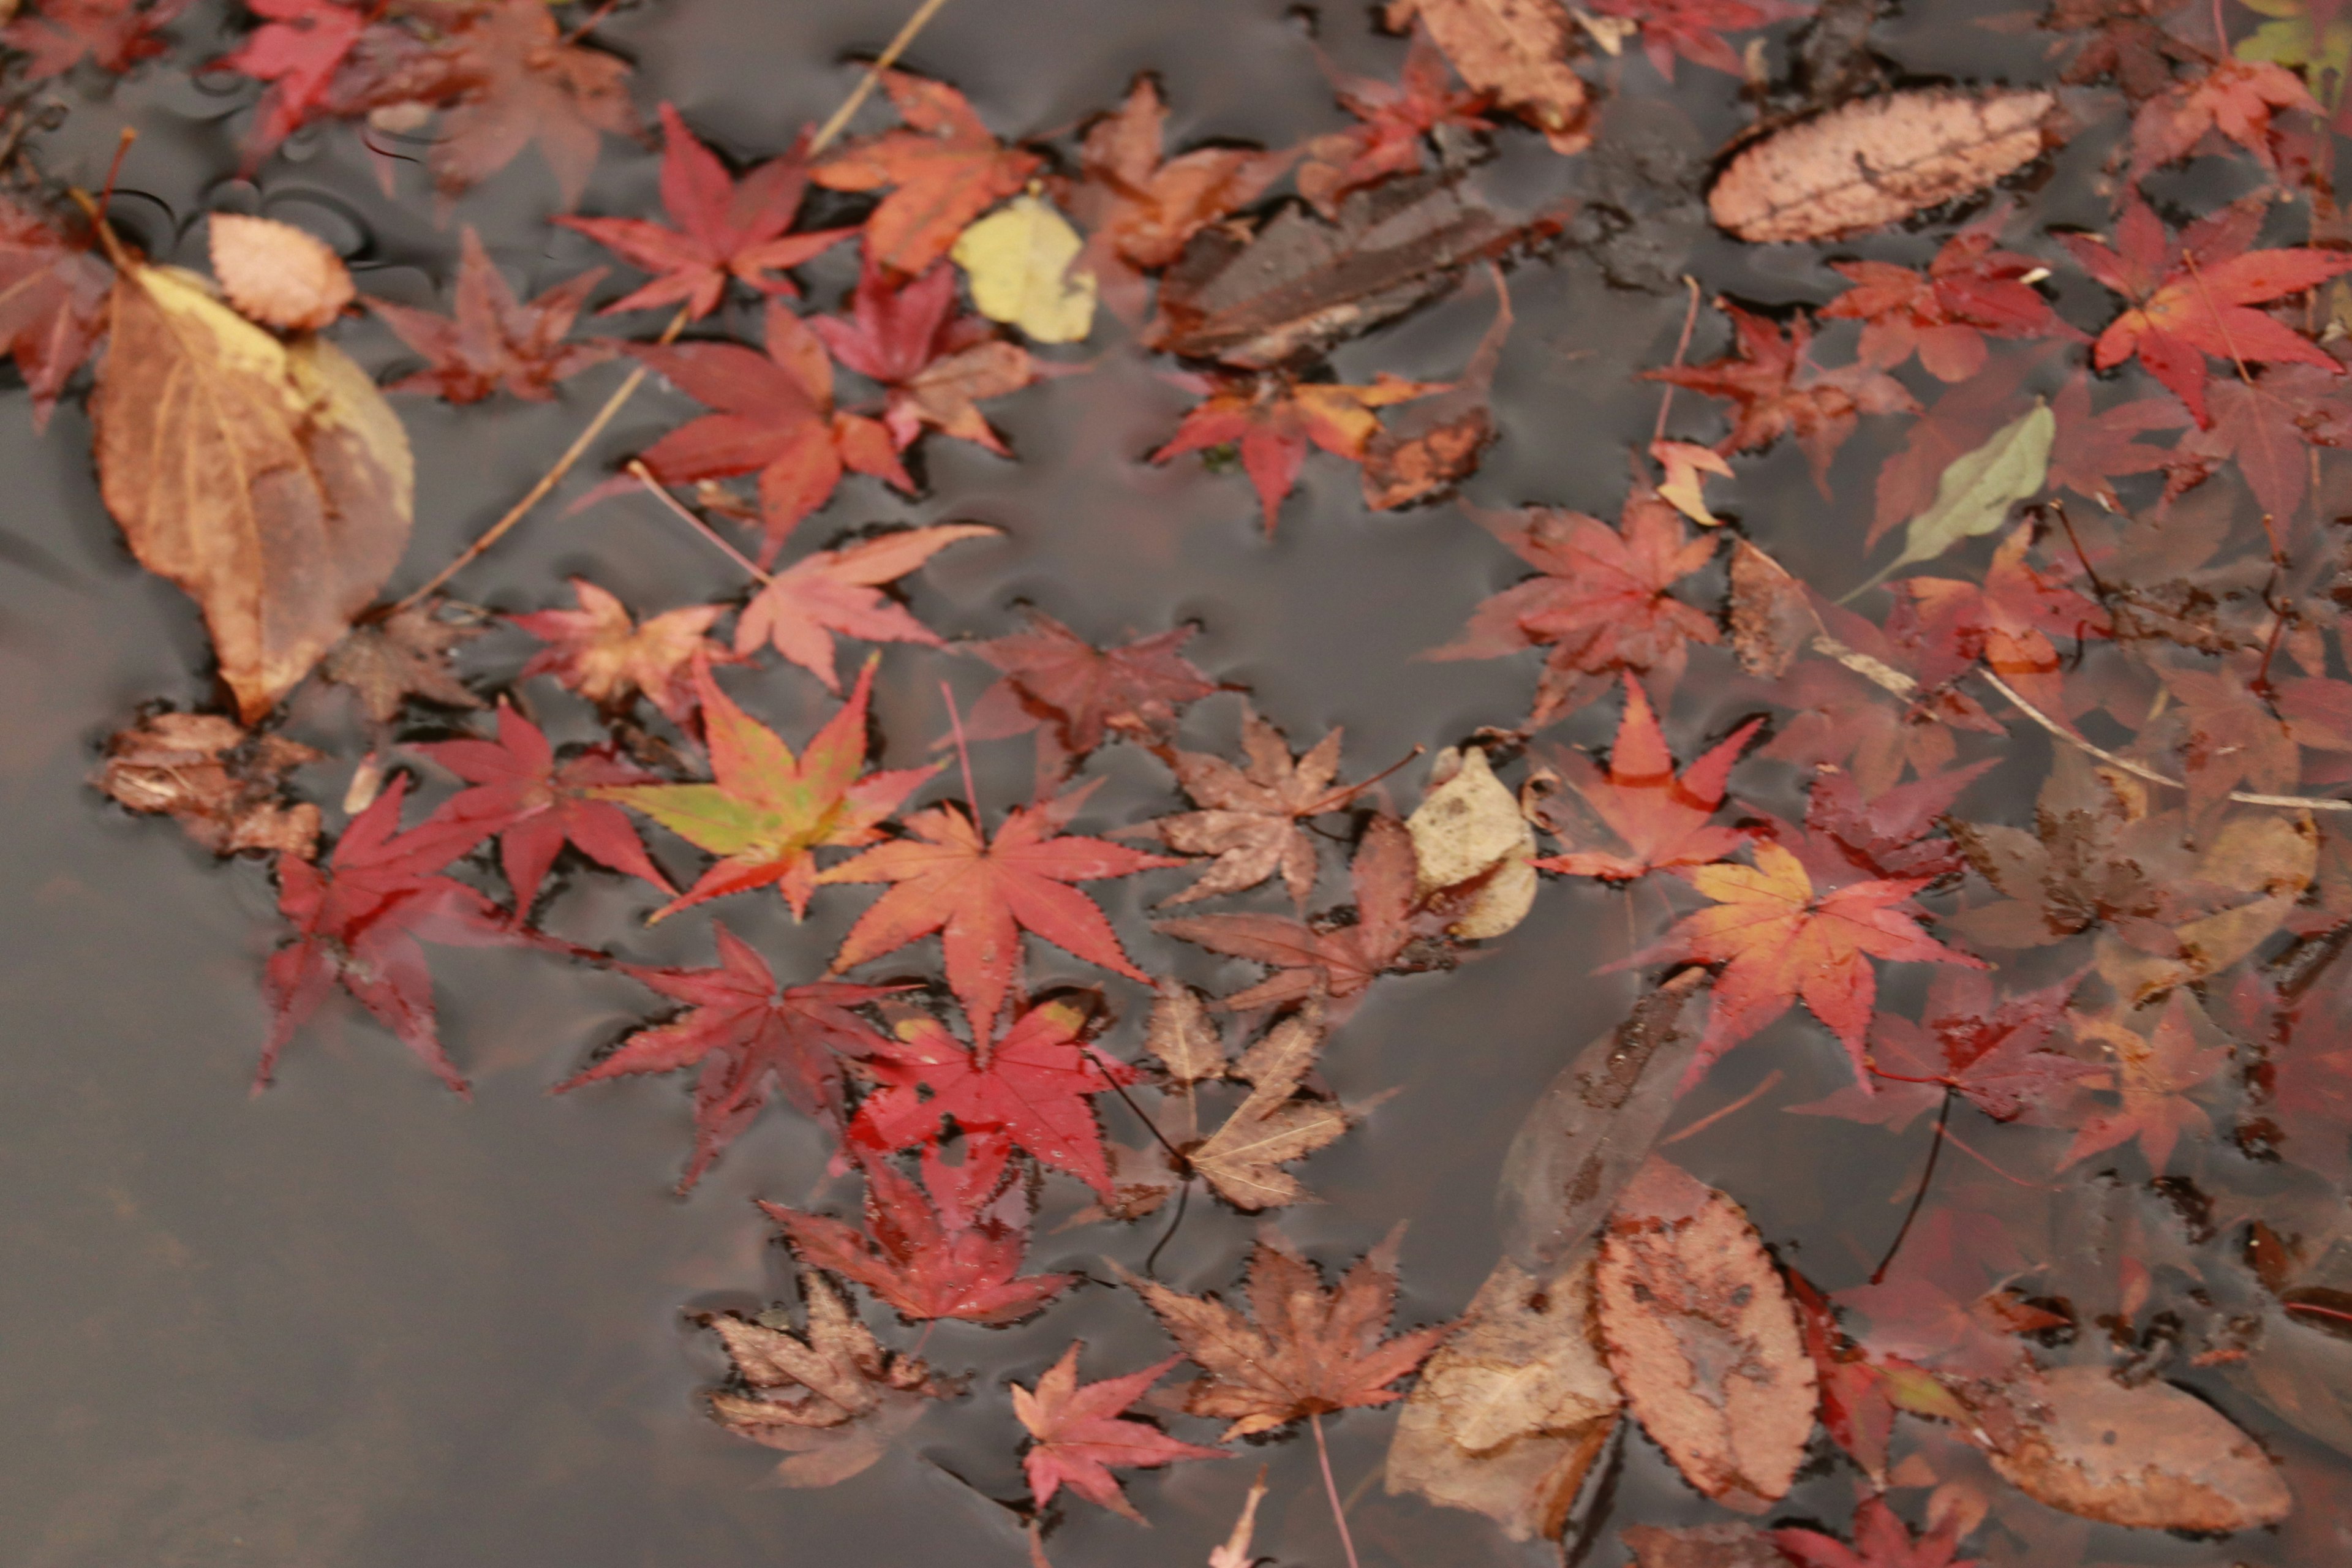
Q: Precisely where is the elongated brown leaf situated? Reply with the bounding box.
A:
[1709,89,2053,244]
[93,258,413,720]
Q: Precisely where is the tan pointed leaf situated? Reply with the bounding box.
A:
[1385,1253,1624,1542]
[1189,1008,1354,1210]
[1145,978,1228,1088]
[209,213,354,332]
[318,599,486,723]
[92,257,413,721]
[1596,1157,1815,1509]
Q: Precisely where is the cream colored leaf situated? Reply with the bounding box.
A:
[952,192,1098,343]
[209,213,355,332]
[1409,746,1538,938]
[93,262,413,721]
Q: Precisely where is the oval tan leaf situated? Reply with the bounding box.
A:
[1596,1156,1815,1509]
[1976,1365,2290,1531]
[209,213,355,332]
[1709,88,2054,244]
[93,262,413,721]
[1409,746,1538,940]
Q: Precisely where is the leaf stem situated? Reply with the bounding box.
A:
[1871,1087,1952,1284]
[628,459,772,582]
[1311,1412,1363,1568]
[940,678,980,819]
[1650,274,1703,445]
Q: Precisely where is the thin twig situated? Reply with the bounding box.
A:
[809,0,955,154]
[1650,274,1704,445]
[1311,1412,1363,1568]
[1872,1088,1952,1283]
[628,460,772,582]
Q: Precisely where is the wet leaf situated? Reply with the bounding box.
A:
[1186,1006,1355,1210]
[1776,1494,1977,1568]
[366,228,613,404]
[1386,0,1594,153]
[1123,708,1370,909]
[1532,676,1760,883]
[1409,745,1537,939]
[1621,1521,1782,1568]
[511,578,730,726]
[319,600,483,723]
[961,611,1219,782]
[952,191,1097,344]
[96,710,321,857]
[733,523,996,690]
[92,250,413,722]
[1726,537,1816,678]
[0,195,110,430]
[419,0,635,206]
[1596,1156,1815,1508]
[208,212,352,331]
[811,72,1042,277]
[1708,89,2053,244]
[1013,1344,1226,1520]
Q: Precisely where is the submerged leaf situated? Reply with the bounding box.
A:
[1852,401,2053,598]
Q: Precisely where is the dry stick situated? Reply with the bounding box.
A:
[1310,1412,1364,1568]
[396,0,955,611]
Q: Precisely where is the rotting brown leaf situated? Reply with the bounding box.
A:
[96,710,321,856]
[1620,1521,1783,1568]
[92,255,414,722]
[702,1270,955,1489]
[1385,1252,1624,1542]
[1187,1006,1355,1210]
[318,600,487,723]
[1709,89,2054,244]
[1965,1365,2290,1531]
[1727,537,1818,678]
[1387,0,1594,154]
[1595,1156,1816,1510]
[1409,745,1537,940]
[209,213,354,333]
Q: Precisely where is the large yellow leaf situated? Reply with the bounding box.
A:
[92,261,412,720]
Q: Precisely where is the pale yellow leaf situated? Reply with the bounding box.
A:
[952,192,1097,343]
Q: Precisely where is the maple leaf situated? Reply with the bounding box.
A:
[1123,1226,1450,1438]
[1014,1344,1227,1520]
[1790,968,2095,1129]
[0,195,110,430]
[418,0,635,206]
[817,787,1183,1042]
[557,922,899,1188]
[961,611,1219,782]
[2062,994,2228,1171]
[2130,56,2316,176]
[2046,0,2205,103]
[1425,496,1721,726]
[97,710,322,858]
[1890,527,2110,719]
[810,257,1038,458]
[1150,368,1447,533]
[2173,364,2352,521]
[701,1270,952,1487]
[4,0,182,80]
[413,701,670,909]
[1124,707,1371,908]
[559,103,854,320]
[1823,225,2074,383]
[1647,303,1918,494]
[260,777,527,1091]
[2045,368,2191,508]
[1183,1005,1355,1210]
[1532,676,1760,881]
[1635,838,1984,1084]
[2138,658,2299,815]
[846,997,1133,1196]
[1295,35,1493,218]
[763,1154,1073,1325]
[735,523,996,689]
[513,578,730,726]
[318,600,485,724]
[210,0,371,160]
[1585,0,1812,81]
[1776,1494,1979,1568]
[634,301,916,562]
[2059,194,2352,426]
[809,71,1041,277]
[1793,758,1997,886]
[1158,813,1428,1012]
[600,657,934,922]
[366,227,613,404]
[1834,1209,2043,1378]
[1065,77,1294,318]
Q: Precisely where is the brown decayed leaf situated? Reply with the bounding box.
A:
[96,710,322,856]
[1362,404,1495,509]
[208,213,353,332]
[1596,1156,1815,1509]
[1385,1254,1624,1542]
[702,1270,955,1488]
[1386,0,1594,154]
[1408,745,1537,939]
[511,578,729,725]
[1186,1006,1354,1210]
[1620,1522,1782,1568]
[1708,89,2054,244]
[1727,537,1817,679]
[1967,1365,2290,1531]
[319,600,485,723]
[1123,1226,1450,1438]
[1127,708,1360,910]
[92,255,414,722]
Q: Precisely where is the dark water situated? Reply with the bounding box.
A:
[2,0,2349,1564]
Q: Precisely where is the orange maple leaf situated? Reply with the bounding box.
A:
[1534,676,1759,882]
[1151,369,1446,533]
[810,72,1041,277]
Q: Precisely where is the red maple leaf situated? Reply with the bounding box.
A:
[1889,526,2111,718]
[816,787,1183,1044]
[734,523,997,690]
[961,611,1220,782]
[412,702,671,910]
[1532,676,1760,881]
[1014,1344,1227,1519]
[1823,225,2075,383]
[1647,302,1917,493]
[1585,0,1811,81]
[2045,368,2190,509]
[1834,1208,2041,1378]
[209,0,370,160]
[2173,364,2352,522]
[1156,812,1427,1012]
[0,195,108,429]
[418,0,635,206]
[1150,368,1446,533]
[260,777,528,1093]
[559,103,855,320]
[847,997,1133,1196]
[512,578,731,726]
[763,1154,1074,1325]
[1295,34,1493,217]
[1794,758,1999,884]
[600,657,936,922]
[1788,1272,1969,1483]
[366,227,613,404]
[5,0,183,80]
[2059,194,2352,426]
[810,256,1038,455]
[1776,1494,1979,1568]
[1633,837,1983,1084]
[2062,993,2228,1172]
[2130,57,2316,177]
[556,921,901,1188]
[1791,968,2094,1129]
[633,301,916,562]
[809,71,1041,277]
[1425,496,1721,725]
